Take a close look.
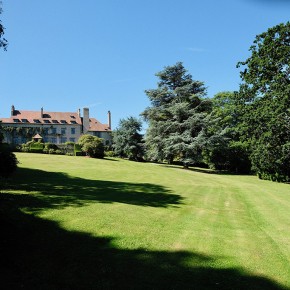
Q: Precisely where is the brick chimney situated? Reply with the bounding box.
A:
[82,107,90,133]
[11,105,15,116]
[41,107,44,118]
[108,110,111,129]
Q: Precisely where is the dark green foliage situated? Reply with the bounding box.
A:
[56,143,74,155]
[78,135,104,158]
[203,141,251,173]
[0,2,8,51]
[0,149,18,178]
[30,142,44,153]
[104,150,116,157]
[203,92,251,173]
[74,143,83,156]
[237,22,290,181]
[113,117,144,161]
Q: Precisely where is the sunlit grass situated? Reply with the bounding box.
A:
[1,152,290,289]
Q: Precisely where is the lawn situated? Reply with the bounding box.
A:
[1,153,290,289]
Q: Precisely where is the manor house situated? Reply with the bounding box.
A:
[0,105,112,145]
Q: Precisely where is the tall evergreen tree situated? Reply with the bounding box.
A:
[113,117,144,161]
[237,22,290,181]
[142,62,219,166]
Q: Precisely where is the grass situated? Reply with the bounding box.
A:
[1,152,290,289]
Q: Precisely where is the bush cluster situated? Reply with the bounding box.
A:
[0,143,18,178]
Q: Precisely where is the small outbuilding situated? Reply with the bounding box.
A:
[32,134,43,142]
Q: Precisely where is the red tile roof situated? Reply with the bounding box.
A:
[0,110,82,125]
[0,109,111,132]
[88,118,111,132]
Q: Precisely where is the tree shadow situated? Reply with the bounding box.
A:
[1,167,183,209]
[0,192,287,290]
[159,164,251,176]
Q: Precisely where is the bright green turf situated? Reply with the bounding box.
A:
[1,152,290,289]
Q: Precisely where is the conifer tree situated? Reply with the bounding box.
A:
[142,62,219,166]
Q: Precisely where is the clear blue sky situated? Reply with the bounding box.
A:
[0,0,289,128]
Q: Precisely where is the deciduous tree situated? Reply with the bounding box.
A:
[237,22,290,181]
[78,135,104,158]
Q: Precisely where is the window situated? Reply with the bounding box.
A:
[34,119,41,123]
[13,137,20,144]
[43,128,49,135]
[60,120,67,124]
[70,115,76,119]
[44,120,51,123]
[93,132,101,137]
[61,128,66,135]
[70,121,77,124]
[71,128,75,134]
[21,119,29,123]
[69,138,75,142]
[51,137,57,143]
[51,128,57,134]
[52,120,59,124]
[61,137,67,143]
[13,119,20,122]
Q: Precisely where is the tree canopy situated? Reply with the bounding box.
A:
[0,2,8,51]
[142,62,222,166]
[237,21,290,181]
[78,135,104,158]
[113,117,144,161]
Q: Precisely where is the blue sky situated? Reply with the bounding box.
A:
[0,0,289,128]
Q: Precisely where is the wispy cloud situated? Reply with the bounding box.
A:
[185,47,206,53]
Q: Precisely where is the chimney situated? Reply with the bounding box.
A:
[82,107,90,133]
[41,107,44,118]
[11,105,15,116]
[77,108,81,117]
[108,110,111,129]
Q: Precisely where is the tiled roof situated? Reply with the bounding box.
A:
[0,110,82,125]
[88,118,111,132]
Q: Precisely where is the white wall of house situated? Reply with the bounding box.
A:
[1,123,83,144]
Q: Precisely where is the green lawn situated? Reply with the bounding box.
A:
[1,153,290,289]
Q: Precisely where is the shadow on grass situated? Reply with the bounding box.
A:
[159,164,251,176]
[2,167,183,209]
[0,192,286,289]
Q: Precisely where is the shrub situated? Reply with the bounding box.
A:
[74,143,83,156]
[104,150,115,157]
[44,143,58,150]
[65,141,75,146]
[78,135,104,158]
[55,149,62,155]
[0,151,18,178]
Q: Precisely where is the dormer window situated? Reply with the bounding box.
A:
[13,119,20,123]
[70,120,77,124]
[43,120,51,123]
[33,119,41,123]
[60,120,67,124]
[21,119,29,123]
[52,120,59,123]
[70,115,76,119]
